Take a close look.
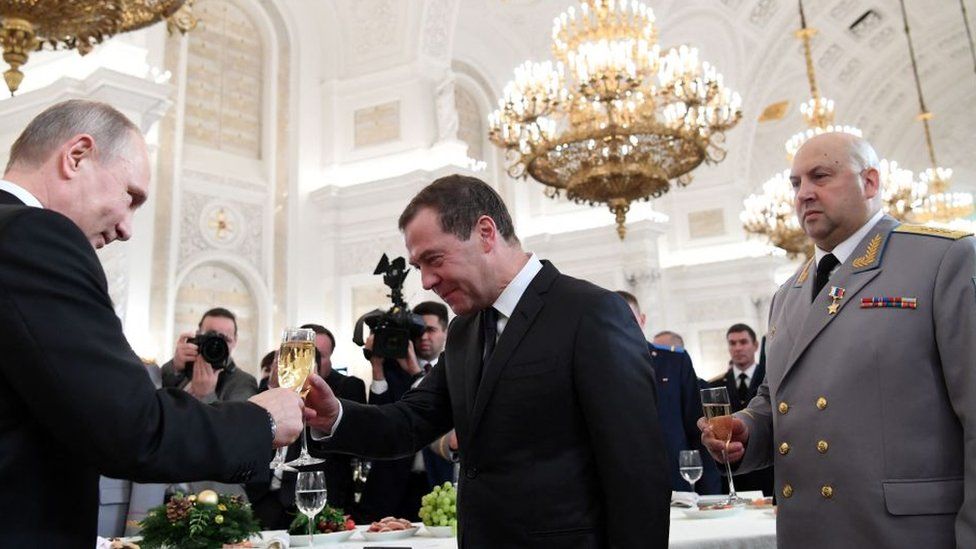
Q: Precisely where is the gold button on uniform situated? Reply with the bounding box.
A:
[779,442,791,455]
[816,397,828,410]
[778,402,789,414]
[821,485,833,498]
[782,484,794,498]
[817,440,829,454]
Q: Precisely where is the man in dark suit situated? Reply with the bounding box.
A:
[305,174,670,547]
[708,324,774,496]
[0,99,305,546]
[616,291,720,495]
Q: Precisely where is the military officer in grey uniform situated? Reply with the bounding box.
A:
[700,132,976,547]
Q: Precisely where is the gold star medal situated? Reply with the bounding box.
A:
[827,286,845,315]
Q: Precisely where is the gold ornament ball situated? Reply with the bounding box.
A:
[197,489,219,505]
[215,514,225,524]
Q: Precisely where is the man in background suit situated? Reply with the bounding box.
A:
[700,132,976,547]
[0,100,305,546]
[708,324,773,496]
[305,174,670,548]
[617,291,720,495]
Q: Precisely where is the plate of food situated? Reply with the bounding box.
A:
[746,497,774,509]
[362,517,419,541]
[682,503,744,520]
[288,506,357,545]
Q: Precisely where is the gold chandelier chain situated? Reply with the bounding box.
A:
[898,0,940,170]
[796,0,821,109]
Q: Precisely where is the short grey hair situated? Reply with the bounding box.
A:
[5,99,140,174]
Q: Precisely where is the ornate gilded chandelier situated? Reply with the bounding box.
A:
[898,0,973,226]
[0,0,195,95]
[487,0,742,239]
[741,0,921,258]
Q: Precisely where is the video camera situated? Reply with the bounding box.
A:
[185,331,231,376]
[352,254,426,360]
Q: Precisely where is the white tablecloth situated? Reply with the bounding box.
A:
[267,509,776,548]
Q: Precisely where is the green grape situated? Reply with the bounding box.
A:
[419,482,458,527]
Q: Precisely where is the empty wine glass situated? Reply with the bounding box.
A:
[296,471,327,545]
[679,449,704,494]
[700,386,744,505]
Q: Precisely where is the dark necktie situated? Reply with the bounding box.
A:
[422,362,432,375]
[737,373,749,407]
[481,307,498,367]
[813,253,839,301]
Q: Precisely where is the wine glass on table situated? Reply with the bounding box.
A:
[296,470,327,546]
[700,386,744,506]
[279,327,324,468]
[679,450,704,497]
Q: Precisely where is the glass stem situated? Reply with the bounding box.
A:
[300,420,310,457]
[308,512,314,541]
[723,445,738,501]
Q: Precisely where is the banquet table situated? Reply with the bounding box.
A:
[261,508,776,548]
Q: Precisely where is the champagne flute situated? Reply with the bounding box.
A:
[700,386,744,505]
[279,328,324,468]
[296,471,327,545]
[679,449,704,495]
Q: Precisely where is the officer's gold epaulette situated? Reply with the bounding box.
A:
[707,372,726,384]
[893,224,973,240]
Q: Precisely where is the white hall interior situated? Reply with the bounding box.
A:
[0,0,973,382]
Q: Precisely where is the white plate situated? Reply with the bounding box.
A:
[425,525,455,538]
[362,526,419,541]
[697,495,728,505]
[289,530,355,546]
[682,506,744,520]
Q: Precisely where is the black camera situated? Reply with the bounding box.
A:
[352,254,426,359]
[185,330,231,376]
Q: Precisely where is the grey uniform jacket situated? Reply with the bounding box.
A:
[736,215,976,548]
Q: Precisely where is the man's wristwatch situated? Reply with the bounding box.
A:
[266,410,277,442]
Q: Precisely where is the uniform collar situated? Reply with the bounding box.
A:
[815,209,884,266]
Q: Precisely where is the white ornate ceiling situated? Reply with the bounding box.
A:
[280,0,976,193]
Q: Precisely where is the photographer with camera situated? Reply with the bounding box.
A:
[161,307,258,403]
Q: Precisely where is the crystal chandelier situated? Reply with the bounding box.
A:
[487,0,742,239]
[741,0,920,258]
[0,0,195,95]
[898,0,974,226]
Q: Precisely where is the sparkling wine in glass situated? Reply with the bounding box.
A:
[679,449,704,495]
[281,327,324,468]
[700,386,744,505]
[296,471,327,545]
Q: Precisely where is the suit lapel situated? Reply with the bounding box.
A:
[468,262,557,437]
[461,313,484,417]
[782,216,897,382]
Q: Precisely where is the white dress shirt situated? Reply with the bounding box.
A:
[0,179,42,208]
[488,253,543,339]
[732,362,758,387]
